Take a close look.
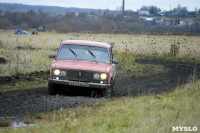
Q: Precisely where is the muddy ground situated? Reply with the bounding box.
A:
[0,59,200,120]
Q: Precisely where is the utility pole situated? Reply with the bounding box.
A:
[122,0,125,14]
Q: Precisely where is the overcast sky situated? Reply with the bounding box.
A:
[0,0,199,11]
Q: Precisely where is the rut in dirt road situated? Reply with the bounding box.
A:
[113,59,200,97]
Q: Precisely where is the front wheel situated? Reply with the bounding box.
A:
[104,87,113,98]
[103,81,114,98]
[48,83,57,95]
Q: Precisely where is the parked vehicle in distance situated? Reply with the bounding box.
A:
[48,40,118,97]
[14,29,31,35]
[38,25,45,31]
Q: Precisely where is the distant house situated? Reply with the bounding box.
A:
[139,11,150,16]
[188,21,197,27]
[164,21,171,26]
[145,17,153,21]
[155,19,164,25]
[171,11,181,16]
[179,21,187,26]
[157,12,164,16]
[75,12,79,17]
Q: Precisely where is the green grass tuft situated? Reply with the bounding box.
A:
[1,80,47,93]
[34,113,43,120]
[114,51,169,78]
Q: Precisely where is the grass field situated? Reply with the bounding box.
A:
[0,30,200,132]
[0,30,200,76]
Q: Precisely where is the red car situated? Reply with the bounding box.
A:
[48,40,118,97]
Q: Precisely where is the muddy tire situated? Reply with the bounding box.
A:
[104,87,112,98]
[103,80,114,98]
[91,90,101,98]
[48,83,57,95]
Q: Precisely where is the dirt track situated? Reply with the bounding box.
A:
[0,60,200,120]
[114,59,200,96]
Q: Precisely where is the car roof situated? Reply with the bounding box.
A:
[62,40,111,49]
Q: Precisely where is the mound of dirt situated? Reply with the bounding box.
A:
[14,46,37,50]
[14,46,26,50]
[0,70,49,86]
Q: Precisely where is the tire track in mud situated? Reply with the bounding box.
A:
[113,59,200,96]
[0,59,200,120]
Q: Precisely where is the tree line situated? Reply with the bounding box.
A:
[0,8,200,35]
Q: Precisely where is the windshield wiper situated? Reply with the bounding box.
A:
[68,48,79,61]
[87,49,98,63]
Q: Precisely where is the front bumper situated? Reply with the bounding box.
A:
[48,78,111,89]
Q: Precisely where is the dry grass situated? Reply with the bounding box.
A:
[0,30,199,132]
[0,30,200,76]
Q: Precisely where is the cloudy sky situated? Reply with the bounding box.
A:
[0,0,199,11]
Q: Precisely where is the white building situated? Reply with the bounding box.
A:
[139,11,150,16]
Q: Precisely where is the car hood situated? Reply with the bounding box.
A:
[52,60,111,73]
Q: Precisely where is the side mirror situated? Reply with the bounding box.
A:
[49,53,56,58]
[112,59,119,64]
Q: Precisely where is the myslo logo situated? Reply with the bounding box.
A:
[172,126,198,132]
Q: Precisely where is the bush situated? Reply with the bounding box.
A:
[34,113,43,120]
[55,25,71,33]
[0,18,11,29]
[170,43,180,56]
[114,51,135,77]
[0,120,11,127]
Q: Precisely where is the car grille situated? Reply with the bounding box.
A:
[67,70,94,82]
[57,69,94,82]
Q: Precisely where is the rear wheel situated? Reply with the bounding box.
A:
[48,83,57,95]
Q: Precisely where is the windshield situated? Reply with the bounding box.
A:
[57,44,110,64]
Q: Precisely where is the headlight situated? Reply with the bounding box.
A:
[54,69,61,75]
[60,71,66,76]
[100,73,107,80]
[94,73,100,79]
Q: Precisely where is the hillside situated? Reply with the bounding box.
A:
[0,3,101,14]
